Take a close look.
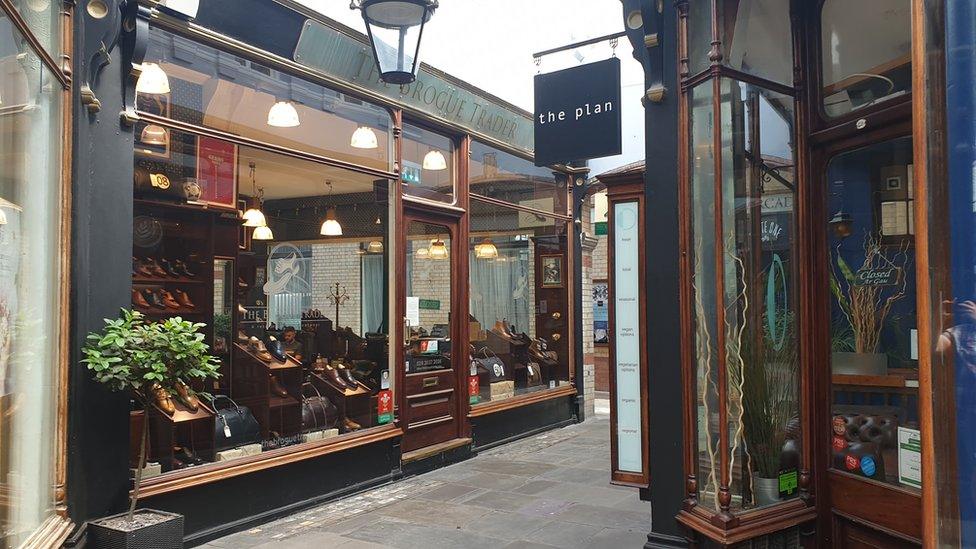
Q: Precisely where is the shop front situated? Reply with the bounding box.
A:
[64,0,582,544]
[618,0,976,547]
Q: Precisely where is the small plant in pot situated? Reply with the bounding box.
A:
[81,309,220,548]
[830,232,909,375]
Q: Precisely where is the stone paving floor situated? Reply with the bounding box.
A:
[204,412,650,548]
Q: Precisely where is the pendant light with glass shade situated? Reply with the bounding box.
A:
[252,224,274,241]
[140,124,168,146]
[242,162,268,228]
[351,126,378,149]
[414,246,430,260]
[136,63,170,95]
[367,240,384,253]
[474,238,498,260]
[267,100,301,128]
[422,150,447,171]
[320,181,343,236]
[428,238,448,260]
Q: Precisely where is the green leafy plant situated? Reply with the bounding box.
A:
[82,309,221,521]
[213,312,231,340]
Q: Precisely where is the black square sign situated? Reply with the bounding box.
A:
[533,57,622,167]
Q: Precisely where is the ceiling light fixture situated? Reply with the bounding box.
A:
[139,124,168,146]
[136,63,170,95]
[242,162,268,228]
[428,238,448,260]
[414,246,430,260]
[474,238,498,260]
[320,181,343,236]
[422,150,447,171]
[267,100,300,128]
[367,240,384,254]
[351,126,378,149]
[252,225,274,240]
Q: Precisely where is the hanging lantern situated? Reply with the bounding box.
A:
[474,238,498,260]
[829,211,854,238]
[351,0,438,85]
[428,238,448,260]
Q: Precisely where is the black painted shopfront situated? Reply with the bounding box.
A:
[65,0,584,544]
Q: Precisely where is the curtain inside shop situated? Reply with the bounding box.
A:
[267,245,313,329]
[469,247,531,335]
[361,255,384,334]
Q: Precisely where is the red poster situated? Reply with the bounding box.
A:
[196,135,238,209]
[376,390,393,424]
[468,375,479,404]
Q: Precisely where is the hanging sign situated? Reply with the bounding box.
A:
[377,390,393,424]
[855,267,901,286]
[533,57,622,166]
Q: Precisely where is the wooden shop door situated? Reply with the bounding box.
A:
[399,215,466,456]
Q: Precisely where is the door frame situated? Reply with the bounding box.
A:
[396,203,470,454]
[807,117,921,545]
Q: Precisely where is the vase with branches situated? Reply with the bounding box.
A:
[82,309,221,522]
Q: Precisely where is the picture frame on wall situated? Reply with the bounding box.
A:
[540,254,564,288]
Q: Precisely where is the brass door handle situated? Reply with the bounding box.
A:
[551,312,561,320]
[551,333,561,342]
[423,377,438,388]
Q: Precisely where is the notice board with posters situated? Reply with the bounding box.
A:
[533,57,622,166]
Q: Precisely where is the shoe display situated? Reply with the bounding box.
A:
[269,374,289,398]
[312,355,327,373]
[151,383,176,416]
[173,260,196,278]
[237,330,249,343]
[174,289,195,309]
[174,380,200,412]
[166,457,188,471]
[134,258,155,278]
[143,289,167,309]
[237,277,249,289]
[337,364,358,387]
[160,258,182,278]
[174,446,205,466]
[132,288,151,308]
[323,365,351,390]
[249,336,274,362]
[342,417,361,431]
[160,290,182,309]
[265,336,287,363]
[132,257,142,277]
[145,258,169,278]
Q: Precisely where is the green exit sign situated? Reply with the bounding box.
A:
[419,299,440,310]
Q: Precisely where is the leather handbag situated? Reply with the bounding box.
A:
[474,348,507,382]
[301,383,338,432]
[212,395,262,452]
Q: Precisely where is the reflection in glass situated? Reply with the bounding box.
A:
[826,137,918,490]
[402,123,454,203]
[720,0,793,85]
[821,0,911,117]
[0,15,63,546]
[469,141,567,215]
[406,223,452,371]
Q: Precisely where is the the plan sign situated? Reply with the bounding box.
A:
[533,57,622,166]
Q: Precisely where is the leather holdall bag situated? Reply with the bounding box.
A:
[474,347,507,382]
[212,395,262,452]
[301,382,338,432]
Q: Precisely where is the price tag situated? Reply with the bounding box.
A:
[223,424,232,438]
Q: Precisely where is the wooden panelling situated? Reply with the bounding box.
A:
[828,470,922,543]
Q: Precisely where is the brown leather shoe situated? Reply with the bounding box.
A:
[134,258,155,278]
[151,383,176,416]
[146,258,169,278]
[174,380,200,412]
[324,365,351,390]
[161,290,181,309]
[132,288,151,308]
[249,336,274,362]
[175,290,195,309]
[269,375,289,398]
[144,289,167,309]
[342,417,361,431]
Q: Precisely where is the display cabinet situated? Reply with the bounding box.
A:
[675,1,814,544]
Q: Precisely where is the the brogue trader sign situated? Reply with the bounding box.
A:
[533,57,622,167]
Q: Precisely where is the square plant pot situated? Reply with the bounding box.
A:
[88,509,184,549]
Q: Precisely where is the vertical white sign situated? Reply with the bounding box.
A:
[613,201,643,473]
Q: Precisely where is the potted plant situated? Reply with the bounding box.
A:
[81,309,221,548]
[830,232,909,375]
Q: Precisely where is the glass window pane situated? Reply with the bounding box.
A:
[132,127,394,474]
[821,0,912,117]
[721,0,793,85]
[826,137,918,491]
[7,0,60,60]
[405,222,452,372]
[402,123,454,204]
[0,12,62,544]
[687,1,712,77]
[141,28,393,171]
[719,80,798,511]
[468,199,571,404]
[469,141,568,215]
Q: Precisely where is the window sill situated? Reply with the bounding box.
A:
[676,498,816,546]
[135,425,402,499]
[468,384,576,418]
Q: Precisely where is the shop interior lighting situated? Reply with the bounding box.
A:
[428,238,448,260]
[367,240,384,253]
[319,181,343,236]
[351,126,379,149]
[242,163,268,227]
[136,63,170,95]
[414,246,430,260]
[474,238,498,260]
[26,0,50,12]
[422,150,447,171]
[829,210,854,239]
[267,100,301,128]
[140,124,168,146]
[157,0,200,19]
[251,225,274,240]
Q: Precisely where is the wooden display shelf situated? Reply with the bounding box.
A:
[133,277,206,285]
[150,400,214,423]
[832,372,918,389]
[134,307,205,317]
[234,342,301,370]
[269,395,300,409]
